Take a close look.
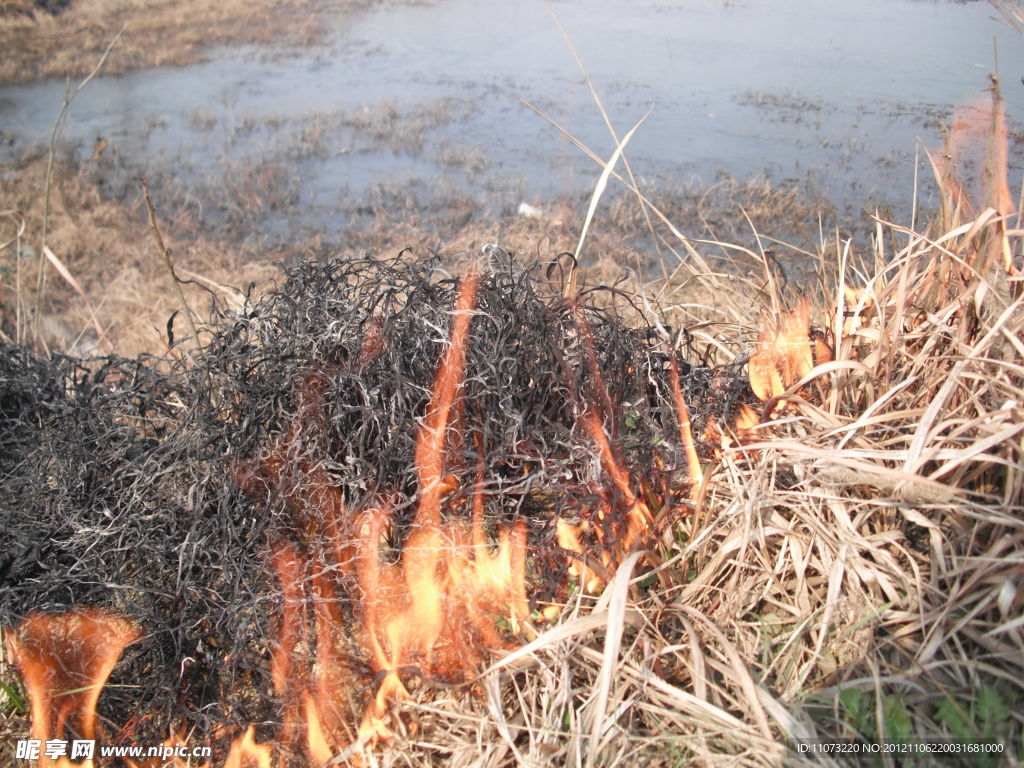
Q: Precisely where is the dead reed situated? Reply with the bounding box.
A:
[340,47,1024,768]
[2,7,1024,768]
[2,164,1021,766]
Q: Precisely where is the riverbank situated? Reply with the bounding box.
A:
[0,0,381,84]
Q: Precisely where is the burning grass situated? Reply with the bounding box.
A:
[2,189,1023,765]
[0,247,756,765]
[2,36,1024,768]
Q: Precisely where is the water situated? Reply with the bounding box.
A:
[2,0,1023,239]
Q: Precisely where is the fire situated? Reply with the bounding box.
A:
[254,274,531,760]
[222,727,272,768]
[748,297,833,403]
[6,610,138,768]
[267,542,314,763]
[353,273,529,740]
[550,302,663,592]
[934,81,1016,221]
[929,79,1019,277]
[556,408,653,592]
[6,271,758,766]
[667,356,704,493]
[6,611,270,768]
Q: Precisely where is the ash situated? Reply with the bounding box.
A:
[0,249,754,747]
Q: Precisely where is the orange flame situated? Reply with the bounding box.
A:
[7,609,139,768]
[8,273,769,766]
[936,82,1016,221]
[748,298,833,403]
[222,726,272,768]
[269,542,309,762]
[267,539,359,764]
[307,565,355,759]
[9,610,276,768]
[667,356,704,493]
[355,273,529,740]
[932,81,1018,275]
[250,275,530,760]
[551,303,660,592]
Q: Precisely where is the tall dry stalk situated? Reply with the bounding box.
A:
[31,23,126,353]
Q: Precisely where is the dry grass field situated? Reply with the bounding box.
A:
[0,0,378,84]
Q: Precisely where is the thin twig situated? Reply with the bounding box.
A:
[32,23,127,350]
[141,178,200,357]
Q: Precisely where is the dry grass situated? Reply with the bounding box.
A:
[2,8,1024,765]
[348,196,1024,767]
[1,145,783,363]
[342,175,826,314]
[347,98,463,155]
[0,152,285,358]
[0,0,378,85]
[4,124,1021,768]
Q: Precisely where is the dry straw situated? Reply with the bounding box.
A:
[2,4,1023,768]
[363,12,1024,768]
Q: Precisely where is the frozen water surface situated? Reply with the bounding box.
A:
[2,0,1023,237]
